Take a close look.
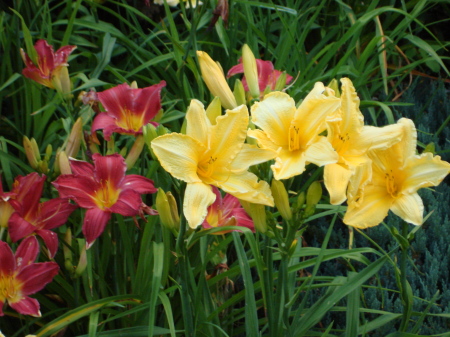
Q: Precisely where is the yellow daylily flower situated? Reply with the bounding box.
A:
[151,100,275,229]
[248,83,340,180]
[344,118,450,228]
[324,78,404,205]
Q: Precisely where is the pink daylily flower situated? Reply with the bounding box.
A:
[0,236,59,317]
[92,81,166,141]
[202,187,254,234]
[52,153,157,248]
[227,58,293,94]
[7,173,77,258]
[21,39,76,89]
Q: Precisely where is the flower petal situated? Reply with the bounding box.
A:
[83,208,111,248]
[353,124,404,155]
[91,113,119,141]
[52,175,99,208]
[343,185,392,228]
[110,189,142,216]
[391,193,424,226]
[218,171,274,206]
[251,91,295,147]
[34,40,55,74]
[324,163,353,205]
[54,45,77,66]
[402,152,450,194]
[0,241,15,275]
[304,136,338,167]
[230,144,276,173]
[271,148,307,180]
[97,83,133,119]
[184,182,216,229]
[247,129,280,152]
[39,198,77,230]
[186,99,211,146]
[9,296,41,317]
[69,158,95,176]
[8,213,37,243]
[209,105,248,167]
[93,153,126,189]
[151,133,203,183]
[134,81,165,124]
[122,175,157,194]
[14,236,39,270]
[17,262,59,296]
[36,229,59,258]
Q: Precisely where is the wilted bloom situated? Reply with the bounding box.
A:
[228,57,293,97]
[248,84,340,180]
[92,81,166,141]
[151,100,274,229]
[197,51,237,110]
[324,78,404,205]
[202,187,254,234]
[0,236,59,317]
[8,173,77,258]
[21,40,76,90]
[344,118,450,228]
[52,154,157,248]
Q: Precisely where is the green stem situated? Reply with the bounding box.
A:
[399,222,412,332]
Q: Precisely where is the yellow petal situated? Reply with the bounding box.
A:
[218,171,274,206]
[247,129,280,152]
[347,160,372,205]
[324,163,352,205]
[391,193,424,226]
[251,91,295,147]
[209,105,248,167]
[304,137,338,167]
[293,82,340,143]
[272,148,307,180]
[230,144,277,173]
[184,182,216,229]
[343,185,392,228]
[151,134,203,183]
[186,99,211,145]
[384,118,417,167]
[352,123,403,155]
[339,78,363,135]
[402,152,450,194]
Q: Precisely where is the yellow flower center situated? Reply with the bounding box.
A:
[385,171,399,198]
[92,180,121,210]
[206,209,222,228]
[116,108,143,132]
[197,155,218,180]
[333,132,350,153]
[0,273,21,303]
[288,125,303,151]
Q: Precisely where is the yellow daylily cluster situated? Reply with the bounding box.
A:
[151,71,450,230]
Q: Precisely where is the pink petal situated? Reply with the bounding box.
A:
[22,67,52,87]
[109,189,142,216]
[69,158,95,176]
[227,63,244,78]
[0,300,4,316]
[8,213,37,242]
[36,229,59,258]
[52,175,99,208]
[256,59,275,91]
[230,208,254,232]
[0,241,15,275]
[91,113,119,141]
[34,40,55,75]
[39,198,77,230]
[97,83,133,119]
[12,173,45,215]
[15,236,39,270]
[17,262,59,297]
[9,296,41,317]
[82,208,111,248]
[135,81,166,124]
[222,193,241,212]
[54,45,77,66]
[92,153,126,189]
[122,175,157,194]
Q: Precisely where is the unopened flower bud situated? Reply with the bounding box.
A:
[156,188,179,234]
[233,79,246,106]
[63,228,74,273]
[293,191,305,214]
[143,123,158,150]
[0,200,14,229]
[424,142,435,154]
[156,125,168,136]
[52,66,72,98]
[242,44,260,99]
[23,136,40,169]
[197,51,237,110]
[125,135,145,169]
[206,97,222,125]
[271,179,292,220]
[326,79,340,97]
[241,200,267,233]
[306,181,322,206]
[75,239,87,277]
[57,150,72,175]
[166,191,180,227]
[274,72,287,92]
[66,117,82,158]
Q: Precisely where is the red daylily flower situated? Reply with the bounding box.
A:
[227,58,293,94]
[0,236,59,317]
[7,173,77,258]
[92,81,166,141]
[202,187,254,235]
[21,39,76,89]
[0,179,16,230]
[52,153,157,248]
